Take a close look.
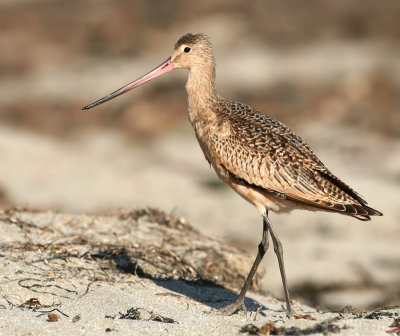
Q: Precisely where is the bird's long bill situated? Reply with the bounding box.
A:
[82,57,175,110]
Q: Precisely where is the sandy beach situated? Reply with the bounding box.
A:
[1,208,399,336]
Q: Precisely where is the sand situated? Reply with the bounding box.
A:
[0,208,399,336]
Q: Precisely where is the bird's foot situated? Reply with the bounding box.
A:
[285,303,296,318]
[215,299,247,316]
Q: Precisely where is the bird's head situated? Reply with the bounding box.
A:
[82,33,213,110]
[170,33,214,69]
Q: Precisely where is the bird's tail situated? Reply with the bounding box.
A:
[351,204,383,221]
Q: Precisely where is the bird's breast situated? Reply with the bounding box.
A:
[192,118,235,180]
[193,117,231,140]
[192,120,213,164]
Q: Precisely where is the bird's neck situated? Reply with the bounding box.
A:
[186,63,218,124]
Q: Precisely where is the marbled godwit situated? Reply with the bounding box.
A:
[83,33,382,316]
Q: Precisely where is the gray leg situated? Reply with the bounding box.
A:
[218,212,270,315]
[263,213,292,316]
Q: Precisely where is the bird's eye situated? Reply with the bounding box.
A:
[184,47,191,53]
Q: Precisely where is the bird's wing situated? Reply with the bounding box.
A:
[209,103,371,216]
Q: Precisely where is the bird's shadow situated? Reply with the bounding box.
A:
[103,250,270,314]
[153,278,265,313]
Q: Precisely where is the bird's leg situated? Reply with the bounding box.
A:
[217,213,269,315]
[263,213,293,317]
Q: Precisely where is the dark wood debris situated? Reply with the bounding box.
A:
[116,307,178,324]
[240,321,344,335]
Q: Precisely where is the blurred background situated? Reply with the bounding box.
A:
[0,0,399,311]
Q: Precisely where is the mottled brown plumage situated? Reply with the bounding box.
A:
[83,33,382,316]
[206,99,380,220]
[175,33,381,221]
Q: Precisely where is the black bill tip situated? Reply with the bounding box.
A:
[81,90,121,110]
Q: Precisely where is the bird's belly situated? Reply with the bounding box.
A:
[222,172,294,214]
[206,156,293,214]
[207,152,321,215]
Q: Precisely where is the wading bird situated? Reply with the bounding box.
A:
[83,33,382,316]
